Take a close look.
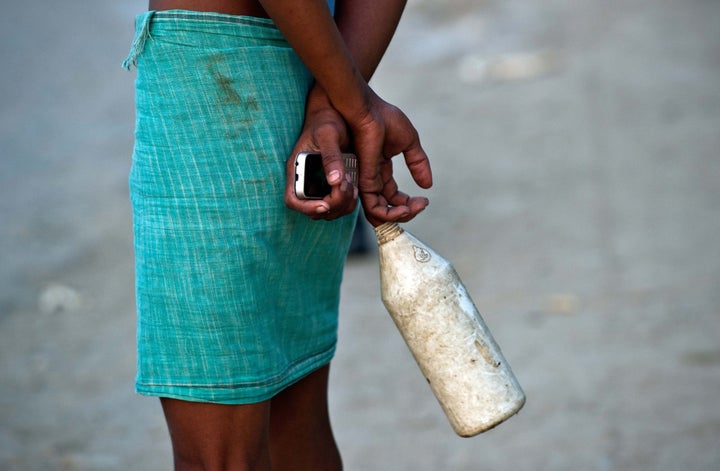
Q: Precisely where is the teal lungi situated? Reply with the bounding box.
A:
[123,10,356,404]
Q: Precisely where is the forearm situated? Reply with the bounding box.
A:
[302,0,408,125]
[334,0,407,80]
[258,0,371,121]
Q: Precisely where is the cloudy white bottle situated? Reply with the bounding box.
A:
[375,222,525,436]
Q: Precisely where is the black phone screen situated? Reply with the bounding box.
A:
[303,153,331,198]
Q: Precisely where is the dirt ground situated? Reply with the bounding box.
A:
[1,0,719,469]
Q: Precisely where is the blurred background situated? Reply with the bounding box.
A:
[1,0,719,469]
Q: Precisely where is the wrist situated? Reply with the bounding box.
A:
[305,83,333,112]
[327,76,377,129]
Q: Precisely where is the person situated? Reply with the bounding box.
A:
[123,0,432,468]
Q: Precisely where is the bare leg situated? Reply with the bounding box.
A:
[161,398,272,471]
[159,364,340,470]
[269,364,342,471]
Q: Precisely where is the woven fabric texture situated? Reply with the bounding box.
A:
[125,10,356,404]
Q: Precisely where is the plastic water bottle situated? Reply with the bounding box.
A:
[375,222,525,436]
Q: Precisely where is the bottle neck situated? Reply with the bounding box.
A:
[375,222,404,245]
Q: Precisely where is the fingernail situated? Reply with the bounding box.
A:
[316,204,330,214]
[328,170,341,184]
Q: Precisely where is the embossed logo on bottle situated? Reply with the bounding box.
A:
[413,245,431,263]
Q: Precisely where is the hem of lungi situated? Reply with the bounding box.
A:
[135,343,336,404]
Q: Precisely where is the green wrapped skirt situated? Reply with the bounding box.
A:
[123,10,356,404]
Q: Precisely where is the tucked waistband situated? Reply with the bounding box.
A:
[122,10,285,70]
[151,9,278,28]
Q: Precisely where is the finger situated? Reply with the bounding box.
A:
[315,127,347,186]
[394,197,430,223]
[321,150,345,186]
[284,150,304,206]
[369,192,428,223]
[316,129,358,217]
[360,171,430,226]
[361,170,408,222]
[285,191,332,218]
[379,107,432,189]
[360,192,411,227]
[402,143,433,189]
[353,125,386,194]
[323,175,358,219]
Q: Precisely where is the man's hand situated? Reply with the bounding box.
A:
[284,85,359,220]
[349,91,433,227]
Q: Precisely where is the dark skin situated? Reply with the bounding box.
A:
[150,0,269,17]
[148,0,432,469]
[161,365,340,470]
[276,0,433,226]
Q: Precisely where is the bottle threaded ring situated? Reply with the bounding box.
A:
[375,222,404,245]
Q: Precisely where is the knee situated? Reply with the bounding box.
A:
[161,398,272,471]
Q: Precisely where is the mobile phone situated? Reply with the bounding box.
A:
[294,152,358,199]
